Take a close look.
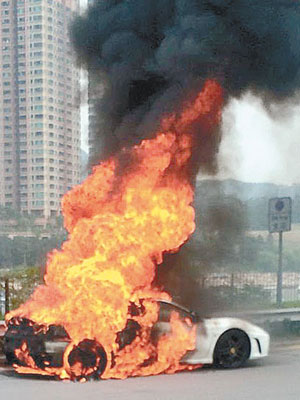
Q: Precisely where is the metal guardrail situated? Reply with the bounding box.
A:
[245,308,300,323]
[206,308,300,325]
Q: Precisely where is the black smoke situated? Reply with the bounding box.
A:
[71,0,300,164]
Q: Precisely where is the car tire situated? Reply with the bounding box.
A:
[213,329,250,369]
[5,351,19,365]
[67,339,107,380]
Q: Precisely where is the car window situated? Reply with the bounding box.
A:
[158,302,193,323]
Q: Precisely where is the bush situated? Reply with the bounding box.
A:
[0,266,41,313]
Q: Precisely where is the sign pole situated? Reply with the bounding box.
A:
[276,231,283,307]
[269,197,292,307]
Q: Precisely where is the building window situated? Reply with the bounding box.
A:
[32,6,42,12]
[34,79,43,85]
[32,15,42,21]
[33,149,43,155]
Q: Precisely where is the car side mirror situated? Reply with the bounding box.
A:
[190,311,200,324]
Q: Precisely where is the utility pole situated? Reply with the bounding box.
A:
[5,278,9,314]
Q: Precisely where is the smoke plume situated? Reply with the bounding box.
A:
[71,0,300,165]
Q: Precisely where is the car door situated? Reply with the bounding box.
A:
[151,301,195,344]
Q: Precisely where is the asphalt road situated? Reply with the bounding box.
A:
[0,341,299,400]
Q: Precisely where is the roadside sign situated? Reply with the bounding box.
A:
[268,197,292,233]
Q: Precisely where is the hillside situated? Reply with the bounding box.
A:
[195,179,300,230]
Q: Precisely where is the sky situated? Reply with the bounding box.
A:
[216,93,300,185]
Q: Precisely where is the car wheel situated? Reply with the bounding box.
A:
[213,329,250,369]
[5,351,19,365]
[67,339,107,380]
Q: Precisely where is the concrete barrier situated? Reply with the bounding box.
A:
[0,321,5,337]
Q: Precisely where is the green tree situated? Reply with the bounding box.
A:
[0,266,41,313]
[0,237,13,268]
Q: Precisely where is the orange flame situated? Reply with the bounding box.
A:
[7,80,223,380]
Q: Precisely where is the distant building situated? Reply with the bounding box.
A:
[87,67,103,164]
[0,0,81,219]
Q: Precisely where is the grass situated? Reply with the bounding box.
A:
[278,301,300,309]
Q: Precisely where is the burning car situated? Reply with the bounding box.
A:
[3,299,269,380]
[2,81,269,381]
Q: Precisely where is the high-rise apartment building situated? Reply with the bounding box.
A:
[87,67,103,163]
[0,0,81,219]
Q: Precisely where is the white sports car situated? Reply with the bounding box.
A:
[3,300,269,375]
[155,300,270,368]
